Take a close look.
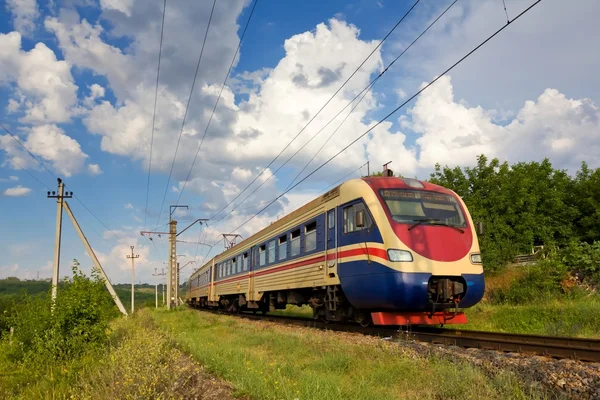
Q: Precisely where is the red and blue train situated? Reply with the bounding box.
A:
[186,175,485,325]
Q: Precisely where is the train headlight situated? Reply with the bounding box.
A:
[387,249,413,262]
[470,253,482,264]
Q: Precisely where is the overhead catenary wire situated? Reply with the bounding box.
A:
[285,0,458,191]
[204,0,422,224]
[154,0,218,229]
[174,0,260,207]
[207,0,455,227]
[144,0,168,230]
[217,0,543,245]
[197,161,368,266]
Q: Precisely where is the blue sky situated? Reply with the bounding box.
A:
[1,0,600,283]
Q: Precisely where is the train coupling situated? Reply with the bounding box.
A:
[427,276,466,307]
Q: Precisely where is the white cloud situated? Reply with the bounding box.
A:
[87,163,102,176]
[3,185,31,196]
[124,203,134,209]
[2,124,89,177]
[0,31,78,124]
[0,176,19,182]
[83,83,106,107]
[402,76,600,173]
[99,0,134,17]
[389,0,600,111]
[6,0,39,37]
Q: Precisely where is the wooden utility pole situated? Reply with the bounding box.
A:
[126,246,139,314]
[47,178,72,308]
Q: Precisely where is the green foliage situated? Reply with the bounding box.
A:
[489,260,569,305]
[2,260,117,363]
[463,297,600,338]
[430,155,599,271]
[561,240,600,286]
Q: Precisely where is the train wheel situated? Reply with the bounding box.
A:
[356,312,372,327]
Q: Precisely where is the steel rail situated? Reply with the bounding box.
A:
[189,308,600,362]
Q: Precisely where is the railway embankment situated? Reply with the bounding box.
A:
[149,307,572,400]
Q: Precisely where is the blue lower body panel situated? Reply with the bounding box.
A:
[338,260,485,311]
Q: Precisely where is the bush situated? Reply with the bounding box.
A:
[2,260,118,363]
[561,241,600,287]
[489,259,569,305]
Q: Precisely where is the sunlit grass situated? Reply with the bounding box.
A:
[150,307,548,400]
[463,297,600,338]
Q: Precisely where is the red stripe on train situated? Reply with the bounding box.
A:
[211,246,389,286]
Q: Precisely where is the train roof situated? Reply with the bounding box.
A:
[191,176,450,277]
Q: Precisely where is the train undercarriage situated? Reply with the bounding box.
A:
[187,280,467,327]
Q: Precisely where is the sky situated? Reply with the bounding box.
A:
[1,0,600,284]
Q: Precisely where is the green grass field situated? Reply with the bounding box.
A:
[462,296,600,338]
[148,307,548,400]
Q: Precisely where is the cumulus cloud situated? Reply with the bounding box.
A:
[6,0,39,37]
[3,185,31,197]
[402,76,600,173]
[99,0,134,17]
[87,163,102,175]
[0,32,78,124]
[1,125,89,177]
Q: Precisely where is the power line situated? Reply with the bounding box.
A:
[208,0,454,225]
[0,151,51,190]
[205,0,421,223]
[1,122,122,245]
[1,123,56,179]
[200,161,368,260]
[501,0,510,23]
[220,0,543,242]
[154,0,218,229]
[174,0,260,207]
[144,0,168,230]
[286,0,458,191]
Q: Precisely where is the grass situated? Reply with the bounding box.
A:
[0,313,235,399]
[462,296,600,338]
[149,307,547,400]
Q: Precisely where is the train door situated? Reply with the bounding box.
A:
[248,246,255,301]
[326,208,337,272]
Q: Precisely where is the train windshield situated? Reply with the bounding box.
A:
[379,189,466,227]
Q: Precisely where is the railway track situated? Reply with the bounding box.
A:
[192,308,600,362]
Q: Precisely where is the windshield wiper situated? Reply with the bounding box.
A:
[408,218,465,234]
[408,218,441,231]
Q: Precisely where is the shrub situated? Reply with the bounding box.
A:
[489,259,569,305]
[561,241,600,287]
[2,260,118,363]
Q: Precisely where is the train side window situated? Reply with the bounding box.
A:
[236,256,241,273]
[278,235,287,260]
[305,221,317,252]
[243,253,248,271]
[268,240,276,264]
[290,229,301,256]
[344,203,372,233]
[259,244,266,266]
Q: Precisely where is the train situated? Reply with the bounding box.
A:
[185,174,485,326]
